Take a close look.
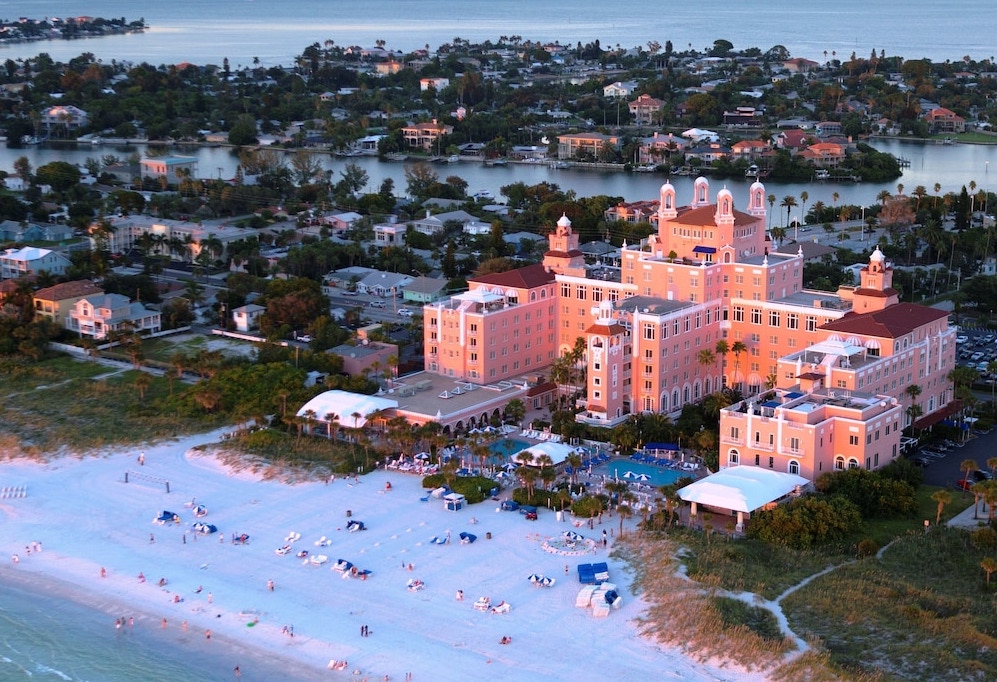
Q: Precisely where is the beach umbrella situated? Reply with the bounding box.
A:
[622,471,638,479]
[635,473,652,482]
[502,462,519,471]
[415,452,430,460]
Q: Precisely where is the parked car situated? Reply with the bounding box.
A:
[972,469,993,482]
[956,335,969,344]
[398,308,413,317]
[342,289,358,296]
[956,479,973,491]
[369,301,386,308]
[295,334,312,343]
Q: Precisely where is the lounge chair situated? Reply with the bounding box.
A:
[274,544,292,556]
[406,579,425,592]
[491,601,511,614]
[473,596,491,611]
[592,562,610,582]
[309,554,329,565]
[575,585,597,607]
[332,559,354,573]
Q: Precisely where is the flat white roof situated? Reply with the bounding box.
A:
[677,466,808,513]
[296,390,398,429]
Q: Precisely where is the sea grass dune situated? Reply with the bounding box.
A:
[0,429,767,681]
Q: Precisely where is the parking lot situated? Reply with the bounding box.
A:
[909,428,997,490]
[956,328,997,376]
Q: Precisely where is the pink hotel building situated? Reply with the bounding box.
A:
[421,178,956,481]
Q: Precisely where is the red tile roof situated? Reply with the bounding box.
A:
[34,279,103,301]
[672,204,758,227]
[470,263,555,289]
[821,303,948,338]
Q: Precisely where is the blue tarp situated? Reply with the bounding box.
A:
[692,245,717,254]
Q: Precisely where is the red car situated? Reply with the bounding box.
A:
[956,479,974,491]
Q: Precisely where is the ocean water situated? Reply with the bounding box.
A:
[1,0,994,66]
[0,571,317,682]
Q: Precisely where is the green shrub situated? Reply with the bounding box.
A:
[710,596,785,642]
[815,467,918,518]
[856,537,879,558]
[747,496,862,549]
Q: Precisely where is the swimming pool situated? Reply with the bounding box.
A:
[605,459,687,487]
[489,438,531,458]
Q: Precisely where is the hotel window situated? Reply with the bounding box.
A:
[561,283,571,297]
[835,457,845,470]
[788,461,800,475]
[733,306,744,322]
[729,450,739,464]
[769,311,780,326]
[643,271,652,282]
[768,457,774,469]
[644,380,653,391]
[753,276,761,286]
[805,316,817,332]
[609,290,619,302]
[750,309,761,324]
[469,323,477,332]
[642,324,655,341]
[787,314,799,330]
[576,285,587,300]
[593,290,603,302]
[849,435,859,445]
[730,426,739,439]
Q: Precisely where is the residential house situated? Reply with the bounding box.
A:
[723,107,764,127]
[603,81,638,99]
[232,303,266,332]
[401,120,453,151]
[798,141,846,168]
[604,201,659,224]
[557,132,621,160]
[684,142,732,164]
[139,156,198,182]
[2,174,27,191]
[419,77,450,92]
[67,293,162,339]
[815,121,843,137]
[638,132,687,166]
[409,209,478,236]
[402,276,449,305]
[628,94,664,126]
[730,139,769,161]
[1,247,71,280]
[776,129,813,152]
[782,58,819,74]
[924,107,966,133]
[373,221,405,246]
[41,104,87,133]
[357,271,415,297]
[33,280,104,328]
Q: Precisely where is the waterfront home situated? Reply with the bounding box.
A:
[67,293,162,339]
[924,107,966,134]
[556,132,621,161]
[628,94,664,126]
[401,120,453,150]
[139,156,198,182]
[32,279,103,329]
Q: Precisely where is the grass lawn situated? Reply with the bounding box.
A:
[780,526,997,680]
[1,356,224,457]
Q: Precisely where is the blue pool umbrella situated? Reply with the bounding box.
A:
[415,452,430,460]
[622,471,638,479]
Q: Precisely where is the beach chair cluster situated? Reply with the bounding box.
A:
[0,486,27,499]
[385,457,439,476]
[472,596,511,614]
[577,452,610,469]
[576,582,622,618]
[576,562,610,585]
[522,429,563,443]
[527,573,556,588]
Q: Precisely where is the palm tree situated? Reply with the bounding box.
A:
[904,384,922,432]
[324,412,340,440]
[767,193,776,229]
[730,341,747,389]
[780,195,798,231]
[714,339,729,385]
[133,371,152,402]
[517,466,538,501]
[799,190,809,224]
[988,457,997,478]
[981,557,997,586]
[931,489,952,525]
[962,459,979,483]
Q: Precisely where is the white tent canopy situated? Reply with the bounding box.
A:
[515,442,575,466]
[677,466,808,513]
[296,390,398,429]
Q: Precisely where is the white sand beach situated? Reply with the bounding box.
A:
[0,429,767,681]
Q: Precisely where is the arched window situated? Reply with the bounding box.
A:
[848,458,860,470]
[530,291,537,301]
[834,456,845,471]
[724,252,732,263]
[540,289,547,299]
[728,449,739,464]
[788,460,800,475]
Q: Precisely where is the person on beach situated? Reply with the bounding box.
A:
[12,554,18,563]
[182,620,188,632]
[208,592,213,604]
[234,666,241,678]
[137,572,145,583]
[100,567,107,578]
[138,452,145,466]
[205,629,212,640]
[456,589,463,601]
[115,618,121,630]
[267,578,274,591]
[129,617,134,629]
[149,534,155,544]
[161,618,167,629]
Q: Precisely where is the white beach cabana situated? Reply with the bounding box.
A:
[677,466,808,532]
[514,441,576,466]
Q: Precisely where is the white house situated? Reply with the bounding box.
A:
[67,293,162,339]
[0,247,71,280]
[232,303,266,332]
[139,156,198,182]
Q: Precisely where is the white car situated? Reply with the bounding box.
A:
[956,335,969,344]
[398,308,413,317]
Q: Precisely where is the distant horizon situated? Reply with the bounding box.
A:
[2,0,995,67]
